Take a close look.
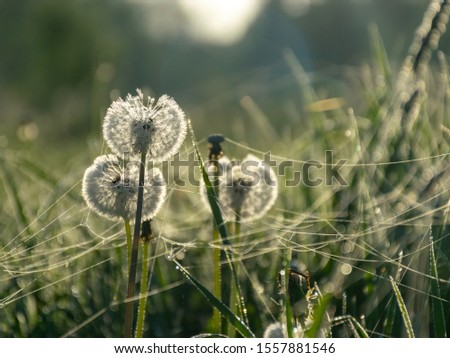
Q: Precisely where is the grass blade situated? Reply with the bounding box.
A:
[192,139,228,243]
[0,159,30,235]
[191,131,227,332]
[333,315,370,338]
[383,299,397,337]
[15,155,80,203]
[188,123,248,328]
[282,249,294,338]
[389,276,415,338]
[384,251,404,336]
[369,24,392,85]
[304,292,331,338]
[429,233,447,337]
[174,260,255,338]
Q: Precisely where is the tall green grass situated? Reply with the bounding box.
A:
[1,1,450,337]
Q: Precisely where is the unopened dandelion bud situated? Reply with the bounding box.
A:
[207,133,225,159]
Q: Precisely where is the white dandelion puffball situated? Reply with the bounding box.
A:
[201,154,278,222]
[263,322,305,338]
[82,154,166,221]
[263,322,285,338]
[103,89,187,161]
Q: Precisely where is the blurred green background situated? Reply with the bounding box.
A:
[1,0,450,338]
[0,0,444,160]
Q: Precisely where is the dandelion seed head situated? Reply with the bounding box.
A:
[263,322,285,338]
[82,154,166,221]
[103,90,187,161]
[224,165,253,210]
[201,154,277,222]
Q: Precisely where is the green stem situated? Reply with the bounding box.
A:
[284,248,294,338]
[135,237,152,338]
[124,219,132,269]
[124,151,146,338]
[228,214,241,337]
[212,228,222,333]
[210,156,222,334]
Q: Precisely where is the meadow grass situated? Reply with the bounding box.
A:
[1,1,450,338]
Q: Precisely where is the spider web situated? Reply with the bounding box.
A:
[2,27,450,335]
[1,124,449,338]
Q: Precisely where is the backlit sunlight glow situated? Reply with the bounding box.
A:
[178,0,265,45]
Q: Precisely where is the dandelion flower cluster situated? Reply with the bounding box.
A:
[82,89,187,338]
[202,154,277,222]
[82,155,166,221]
[82,89,188,221]
[103,89,187,161]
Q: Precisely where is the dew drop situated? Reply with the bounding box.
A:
[341,242,354,254]
[323,282,336,294]
[341,263,352,275]
[71,285,80,298]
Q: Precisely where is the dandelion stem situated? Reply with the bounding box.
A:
[212,228,222,333]
[124,151,146,338]
[211,156,222,334]
[283,248,294,338]
[228,213,241,337]
[124,219,132,268]
[135,221,153,338]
